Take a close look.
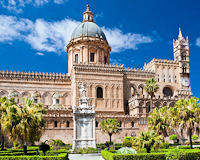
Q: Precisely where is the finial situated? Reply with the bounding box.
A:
[178,27,183,39]
[86,4,90,11]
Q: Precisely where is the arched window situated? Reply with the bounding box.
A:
[54,121,58,128]
[131,132,136,137]
[169,102,175,107]
[163,87,173,97]
[131,121,134,128]
[96,121,98,128]
[131,87,135,97]
[75,54,78,63]
[183,67,187,73]
[56,99,60,104]
[119,121,122,127]
[146,103,151,113]
[90,53,94,62]
[104,56,107,64]
[66,121,70,128]
[182,55,186,61]
[34,98,38,104]
[97,87,103,98]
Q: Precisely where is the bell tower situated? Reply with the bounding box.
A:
[173,28,191,91]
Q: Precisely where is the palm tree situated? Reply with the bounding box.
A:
[100,118,121,144]
[148,106,170,137]
[133,130,163,153]
[16,98,46,154]
[1,102,21,148]
[169,97,200,149]
[0,97,18,150]
[144,77,159,112]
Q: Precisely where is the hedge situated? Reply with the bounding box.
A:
[101,149,200,160]
[0,153,68,160]
[101,151,165,160]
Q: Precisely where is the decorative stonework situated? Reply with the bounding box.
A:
[0,70,70,82]
[72,83,96,150]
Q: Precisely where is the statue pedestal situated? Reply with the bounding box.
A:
[72,84,96,150]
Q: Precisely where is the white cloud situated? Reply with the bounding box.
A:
[0,15,153,54]
[26,18,80,53]
[103,28,152,52]
[196,38,200,47]
[36,52,45,56]
[0,0,67,13]
[0,15,33,42]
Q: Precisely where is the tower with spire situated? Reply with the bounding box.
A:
[173,28,191,91]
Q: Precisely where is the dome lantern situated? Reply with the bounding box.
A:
[83,4,94,22]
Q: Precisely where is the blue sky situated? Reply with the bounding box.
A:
[0,0,199,98]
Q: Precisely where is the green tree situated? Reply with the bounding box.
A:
[168,97,200,149]
[148,106,170,137]
[16,98,46,154]
[133,130,163,153]
[144,77,159,112]
[0,97,19,149]
[100,118,121,144]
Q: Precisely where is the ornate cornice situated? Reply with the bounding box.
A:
[0,70,70,82]
[73,64,155,76]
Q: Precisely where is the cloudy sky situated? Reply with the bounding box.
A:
[0,0,200,97]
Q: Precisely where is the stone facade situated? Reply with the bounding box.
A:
[0,5,192,144]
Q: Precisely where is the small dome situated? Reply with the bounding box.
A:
[32,92,41,98]
[9,92,18,97]
[53,93,61,99]
[71,22,107,41]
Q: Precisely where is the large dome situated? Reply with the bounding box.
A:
[71,22,107,41]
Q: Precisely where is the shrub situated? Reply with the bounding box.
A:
[101,150,166,160]
[122,137,133,147]
[50,139,66,150]
[0,153,68,160]
[39,142,50,155]
[166,149,200,160]
[97,143,106,149]
[50,139,65,147]
[115,144,122,150]
[185,141,189,145]
[73,147,98,154]
[160,142,170,149]
[117,147,137,154]
[178,146,190,149]
[192,135,198,141]
[169,134,177,141]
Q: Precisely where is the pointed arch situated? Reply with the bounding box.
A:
[116,86,119,99]
[42,92,52,105]
[169,102,175,107]
[63,92,71,106]
[0,90,8,98]
[138,84,144,95]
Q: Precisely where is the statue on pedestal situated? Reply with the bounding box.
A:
[72,83,96,150]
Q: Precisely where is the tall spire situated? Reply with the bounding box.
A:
[83,4,94,22]
[178,27,183,39]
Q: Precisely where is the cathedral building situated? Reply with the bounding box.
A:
[0,5,192,143]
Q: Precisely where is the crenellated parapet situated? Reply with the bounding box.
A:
[144,58,179,71]
[0,70,70,82]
